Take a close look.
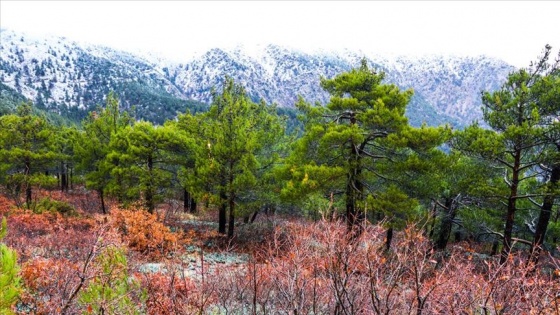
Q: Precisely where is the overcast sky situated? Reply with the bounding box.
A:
[1,1,559,67]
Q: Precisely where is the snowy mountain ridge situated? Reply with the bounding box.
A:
[0,29,514,126]
[165,44,513,126]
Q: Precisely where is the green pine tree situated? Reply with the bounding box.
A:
[78,245,145,314]
[0,102,57,208]
[74,92,132,213]
[177,77,284,238]
[285,59,414,234]
[456,46,560,264]
[108,121,192,213]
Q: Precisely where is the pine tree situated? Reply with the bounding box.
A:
[528,47,560,264]
[286,59,413,234]
[456,46,560,264]
[375,125,452,249]
[108,121,192,213]
[52,126,78,192]
[74,92,132,213]
[0,102,56,208]
[177,77,284,238]
[78,245,145,314]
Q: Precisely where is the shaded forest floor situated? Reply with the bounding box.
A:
[2,188,560,314]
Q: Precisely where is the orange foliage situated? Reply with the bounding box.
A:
[19,258,80,313]
[209,221,560,314]
[21,258,78,291]
[111,208,179,259]
[0,194,16,215]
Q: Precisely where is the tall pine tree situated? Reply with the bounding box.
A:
[287,59,413,234]
[456,46,560,264]
[178,77,284,238]
[74,92,132,213]
[0,102,56,207]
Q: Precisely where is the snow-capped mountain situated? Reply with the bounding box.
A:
[0,29,205,124]
[167,45,513,126]
[0,29,514,127]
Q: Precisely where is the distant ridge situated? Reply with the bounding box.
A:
[0,29,514,127]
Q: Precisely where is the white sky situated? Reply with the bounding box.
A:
[1,1,559,67]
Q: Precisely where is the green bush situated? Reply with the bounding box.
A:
[31,197,75,215]
[78,245,146,314]
[0,217,21,314]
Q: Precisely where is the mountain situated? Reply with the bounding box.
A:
[0,29,207,124]
[0,29,514,127]
[168,45,514,127]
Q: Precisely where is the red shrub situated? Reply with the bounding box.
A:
[19,258,80,314]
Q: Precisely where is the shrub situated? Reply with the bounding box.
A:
[78,245,146,314]
[0,217,21,314]
[31,197,75,215]
[19,257,79,313]
[112,209,179,258]
[141,272,200,314]
[0,195,15,216]
[18,223,125,314]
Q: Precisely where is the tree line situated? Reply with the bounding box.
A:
[1,48,559,265]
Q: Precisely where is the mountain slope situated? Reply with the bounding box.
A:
[0,29,206,124]
[168,45,513,127]
[0,29,514,127]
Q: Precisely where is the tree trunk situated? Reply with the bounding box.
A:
[435,196,460,250]
[115,160,123,204]
[243,210,259,224]
[346,138,365,234]
[99,189,106,215]
[428,202,437,239]
[145,190,154,214]
[146,156,154,214]
[183,189,189,213]
[491,238,500,256]
[190,197,197,213]
[346,177,357,229]
[249,210,259,223]
[183,189,197,213]
[60,161,67,192]
[218,189,227,234]
[25,157,32,208]
[529,163,560,265]
[346,112,364,232]
[227,159,236,239]
[60,162,63,191]
[64,163,69,191]
[228,193,235,239]
[553,209,560,244]
[183,188,196,213]
[385,227,393,251]
[500,149,521,264]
